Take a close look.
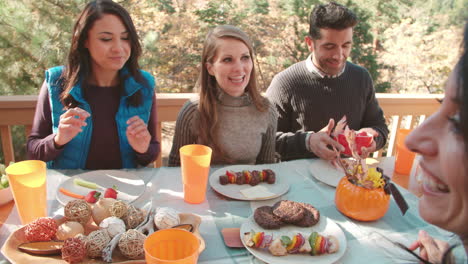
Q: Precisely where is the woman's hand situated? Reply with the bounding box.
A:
[54,107,90,148]
[408,230,450,264]
[126,116,151,154]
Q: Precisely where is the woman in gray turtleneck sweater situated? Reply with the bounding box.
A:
[168,25,277,166]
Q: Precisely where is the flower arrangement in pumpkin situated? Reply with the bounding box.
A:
[331,116,387,190]
[331,117,391,221]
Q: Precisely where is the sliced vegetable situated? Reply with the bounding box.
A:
[261,170,267,181]
[59,187,84,199]
[309,232,318,255]
[288,234,304,253]
[286,235,297,251]
[319,236,327,254]
[260,234,273,248]
[74,178,99,189]
[280,235,291,247]
[314,236,323,255]
[226,171,236,184]
[252,232,264,247]
[244,171,252,184]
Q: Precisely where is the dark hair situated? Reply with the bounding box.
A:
[309,1,358,39]
[457,22,468,153]
[197,25,267,163]
[60,0,144,107]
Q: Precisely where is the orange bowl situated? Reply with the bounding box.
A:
[335,176,390,221]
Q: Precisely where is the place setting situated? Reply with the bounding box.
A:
[239,200,347,264]
[209,164,290,201]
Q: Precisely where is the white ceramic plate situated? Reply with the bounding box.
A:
[209,165,289,201]
[308,160,344,187]
[56,170,145,205]
[309,158,383,187]
[240,215,347,264]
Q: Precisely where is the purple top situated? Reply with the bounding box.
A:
[27,81,160,169]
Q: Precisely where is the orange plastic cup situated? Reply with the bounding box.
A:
[144,228,200,264]
[179,144,212,204]
[394,129,416,175]
[5,160,47,224]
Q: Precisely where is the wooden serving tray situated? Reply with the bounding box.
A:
[1,213,205,263]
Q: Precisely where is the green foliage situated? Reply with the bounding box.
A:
[194,0,243,25]
[249,0,270,15]
[0,0,85,95]
[156,0,176,14]
[345,1,389,92]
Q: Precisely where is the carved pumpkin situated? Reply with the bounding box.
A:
[335,176,390,221]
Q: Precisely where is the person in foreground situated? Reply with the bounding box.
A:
[405,23,468,263]
[266,1,388,161]
[27,0,160,169]
[168,25,277,166]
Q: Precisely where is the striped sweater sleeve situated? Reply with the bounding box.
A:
[266,68,313,161]
[168,100,199,166]
[256,100,279,164]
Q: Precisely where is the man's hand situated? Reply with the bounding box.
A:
[54,107,90,148]
[126,116,151,154]
[308,119,345,160]
[357,127,379,157]
[408,230,450,264]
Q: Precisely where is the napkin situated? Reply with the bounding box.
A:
[240,185,275,199]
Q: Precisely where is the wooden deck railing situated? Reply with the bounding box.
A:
[0,93,443,167]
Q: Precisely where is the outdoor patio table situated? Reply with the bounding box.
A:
[0,158,460,263]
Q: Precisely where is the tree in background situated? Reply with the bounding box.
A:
[0,0,86,95]
[380,19,461,93]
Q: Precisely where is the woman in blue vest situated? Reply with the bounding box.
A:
[27,0,160,169]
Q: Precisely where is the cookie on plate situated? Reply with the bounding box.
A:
[272,200,305,224]
[253,206,284,229]
[295,202,320,227]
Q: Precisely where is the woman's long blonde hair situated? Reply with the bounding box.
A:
[197,25,267,162]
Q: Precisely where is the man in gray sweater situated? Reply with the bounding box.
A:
[266,1,388,161]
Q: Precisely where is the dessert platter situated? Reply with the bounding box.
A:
[209,165,290,200]
[56,170,145,206]
[2,193,205,263]
[240,200,346,264]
